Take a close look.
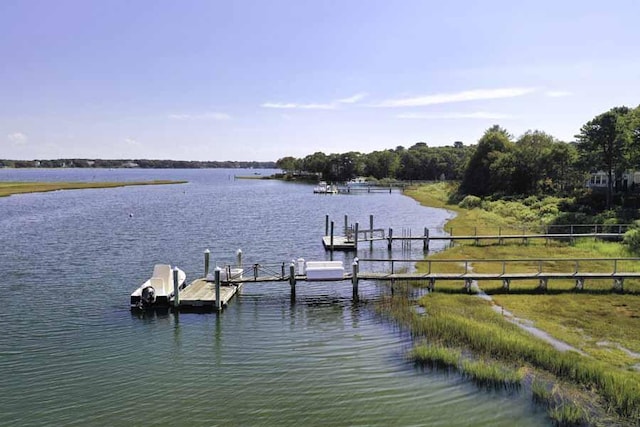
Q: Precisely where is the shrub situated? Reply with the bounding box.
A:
[459,195,482,209]
[623,228,640,253]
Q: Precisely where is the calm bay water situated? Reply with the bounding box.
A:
[0,169,549,426]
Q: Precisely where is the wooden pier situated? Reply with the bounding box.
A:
[214,256,640,294]
[322,215,631,252]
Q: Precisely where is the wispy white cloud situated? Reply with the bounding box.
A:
[375,87,536,107]
[261,102,336,110]
[168,112,231,120]
[8,132,27,144]
[545,90,572,98]
[337,93,367,104]
[396,112,515,120]
[262,93,368,111]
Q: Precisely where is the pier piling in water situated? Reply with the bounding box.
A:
[215,267,222,311]
[204,249,210,277]
[173,267,180,307]
[289,263,296,292]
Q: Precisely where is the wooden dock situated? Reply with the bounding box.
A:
[173,278,242,310]
[322,214,630,252]
[217,257,640,294]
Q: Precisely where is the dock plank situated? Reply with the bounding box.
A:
[177,278,242,309]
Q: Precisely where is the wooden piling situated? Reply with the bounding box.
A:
[325,214,329,236]
[289,263,296,291]
[354,222,359,252]
[369,215,374,250]
[423,227,429,251]
[351,260,358,294]
[388,228,393,250]
[173,267,180,307]
[204,249,210,278]
[330,221,335,251]
[236,249,242,267]
[215,267,221,311]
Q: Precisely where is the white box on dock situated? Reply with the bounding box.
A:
[305,261,344,280]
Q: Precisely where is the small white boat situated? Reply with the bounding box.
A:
[346,177,369,187]
[313,181,338,194]
[130,264,186,309]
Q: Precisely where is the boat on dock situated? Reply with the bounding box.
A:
[313,181,338,194]
[130,264,186,309]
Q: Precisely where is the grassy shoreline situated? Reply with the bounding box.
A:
[396,182,640,425]
[0,180,187,197]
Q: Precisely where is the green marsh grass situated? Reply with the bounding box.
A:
[398,183,640,423]
[460,359,523,390]
[381,283,640,420]
[0,180,186,197]
[409,344,460,369]
[549,403,589,426]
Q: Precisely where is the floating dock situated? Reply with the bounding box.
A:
[175,278,242,309]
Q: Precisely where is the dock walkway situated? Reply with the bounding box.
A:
[175,278,242,309]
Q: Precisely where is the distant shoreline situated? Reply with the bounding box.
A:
[0,180,187,198]
[0,159,277,169]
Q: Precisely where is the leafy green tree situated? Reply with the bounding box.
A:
[460,126,514,196]
[302,152,328,175]
[276,156,299,173]
[511,131,556,195]
[576,106,631,208]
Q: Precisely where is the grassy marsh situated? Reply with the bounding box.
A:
[396,182,640,424]
[0,180,187,197]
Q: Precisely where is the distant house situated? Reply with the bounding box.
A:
[587,171,640,191]
[122,161,139,168]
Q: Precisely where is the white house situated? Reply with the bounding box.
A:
[587,171,640,189]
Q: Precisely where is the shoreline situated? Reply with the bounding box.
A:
[398,182,640,425]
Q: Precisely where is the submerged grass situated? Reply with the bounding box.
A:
[0,180,186,197]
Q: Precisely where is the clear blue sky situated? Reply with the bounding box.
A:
[2,0,639,161]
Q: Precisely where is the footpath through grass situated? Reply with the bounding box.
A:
[0,180,186,197]
[396,182,640,425]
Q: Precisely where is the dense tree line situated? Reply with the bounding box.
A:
[276,142,474,183]
[0,159,277,169]
[278,105,640,205]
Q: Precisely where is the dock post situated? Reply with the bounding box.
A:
[344,215,348,235]
[173,267,180,308]
[369,215,374,250]
[538,277,548,291]
[613,277,624,293]
[289,263,296,292]
[352,259,359,295]
[325,214,329,236]
[330,221,335,251]
[388,228,393,251]
[214,267,222,311]
[354,222,359,252]
[423,227,429,251]
[236,248,242,268]
[465,278,473,293]
[204,249,210,278]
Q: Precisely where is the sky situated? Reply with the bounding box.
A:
[1,0,640,162]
